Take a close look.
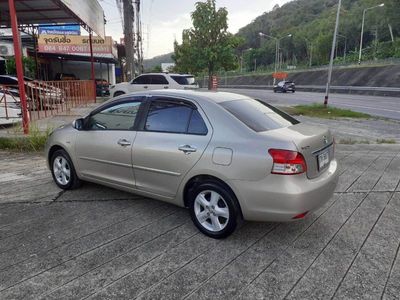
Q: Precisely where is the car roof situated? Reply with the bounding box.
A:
[138,73,194,77]
[113,89,251,105]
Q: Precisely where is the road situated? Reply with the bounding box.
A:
[219,88,400,120]
[1,145,400,299]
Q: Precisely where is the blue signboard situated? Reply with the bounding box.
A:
[38,24,81,36]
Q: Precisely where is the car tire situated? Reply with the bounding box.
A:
[188,181,240,239]
[50,149,81,190]
[113,91,125,97]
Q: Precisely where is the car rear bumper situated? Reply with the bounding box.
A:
[230,159,338,222]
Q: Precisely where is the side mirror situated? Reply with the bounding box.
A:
[73,118,84,130]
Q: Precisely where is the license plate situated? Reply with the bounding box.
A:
[318,150,330,170]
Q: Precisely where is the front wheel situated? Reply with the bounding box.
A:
[113,91,125,97]
[51,149,81,190]
[188,181,240,239]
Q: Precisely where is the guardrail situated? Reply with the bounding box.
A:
[0,80,95,125]
[218,84,400,96]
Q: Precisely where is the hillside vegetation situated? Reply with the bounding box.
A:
[236,0,400,69]
[143,52,173,71]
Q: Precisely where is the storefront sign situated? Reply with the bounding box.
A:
[38,25,81,35]
[38,35,115,56]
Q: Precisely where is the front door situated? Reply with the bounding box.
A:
[75,99,143,188]
[132,98,211,198]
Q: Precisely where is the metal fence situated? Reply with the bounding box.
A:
[0,80,95,125]
[0,85,22,125]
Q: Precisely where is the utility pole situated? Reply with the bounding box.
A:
[324,0,342,107]
[123,0,135,81]
[134,0,143,74]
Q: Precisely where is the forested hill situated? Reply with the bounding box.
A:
[236,0,400,67]
[143,52,173,71]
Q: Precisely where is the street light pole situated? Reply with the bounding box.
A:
[358,3,384,64]
[304,38,312,67]
[324,0,342,107]
[259,32,291,85]
[337,34,347,63]
[240,48,253,72]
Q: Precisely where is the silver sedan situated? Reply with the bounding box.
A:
[46,90,338,238]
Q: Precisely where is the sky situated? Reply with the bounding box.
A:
[98,0,292,59]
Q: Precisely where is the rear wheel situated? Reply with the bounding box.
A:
[188,181,240,239]
[51,149,81,190]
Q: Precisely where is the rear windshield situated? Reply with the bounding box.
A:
[171,75,196,85]
[220,99,299,132]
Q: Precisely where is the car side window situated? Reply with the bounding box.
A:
[188,110,208,135]
[149,75,169,85]
[144,100,208,135]
[131,75,151,85]
[88,101,141,131]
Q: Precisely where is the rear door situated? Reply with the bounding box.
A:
[132,97,212,198]
[148,74,170,90]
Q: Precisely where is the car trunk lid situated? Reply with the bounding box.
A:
[262,123,334,179]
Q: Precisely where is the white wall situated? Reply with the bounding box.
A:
[49,60,116,84]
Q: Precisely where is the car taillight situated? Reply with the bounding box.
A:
[268,149,307,175]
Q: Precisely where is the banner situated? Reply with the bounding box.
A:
[38,35,114,55]
[38,25,81,36]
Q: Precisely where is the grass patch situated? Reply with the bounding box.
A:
[282,104,371,119]
[337,138,397,144]
[376,138,397,144]
[338,138,371,145]
[0,126,52,152]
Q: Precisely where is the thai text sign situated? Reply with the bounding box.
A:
[38,25,81,35]
[38,35,114,55]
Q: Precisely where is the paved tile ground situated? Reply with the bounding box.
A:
[0,144,399,300]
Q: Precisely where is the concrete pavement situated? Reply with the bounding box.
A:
[0,144,399,299]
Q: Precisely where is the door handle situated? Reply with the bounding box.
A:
[164,86,169,89]
[143,86,148,89]
[117,139,131,147]
[178,145,197,154]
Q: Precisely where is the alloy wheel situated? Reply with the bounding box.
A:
[194,190,230,232]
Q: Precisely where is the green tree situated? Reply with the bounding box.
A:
[5,56,36,78]
[173,0,242,89]
[150,65,163,73]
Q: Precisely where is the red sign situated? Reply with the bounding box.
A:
[272,72,288,80]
